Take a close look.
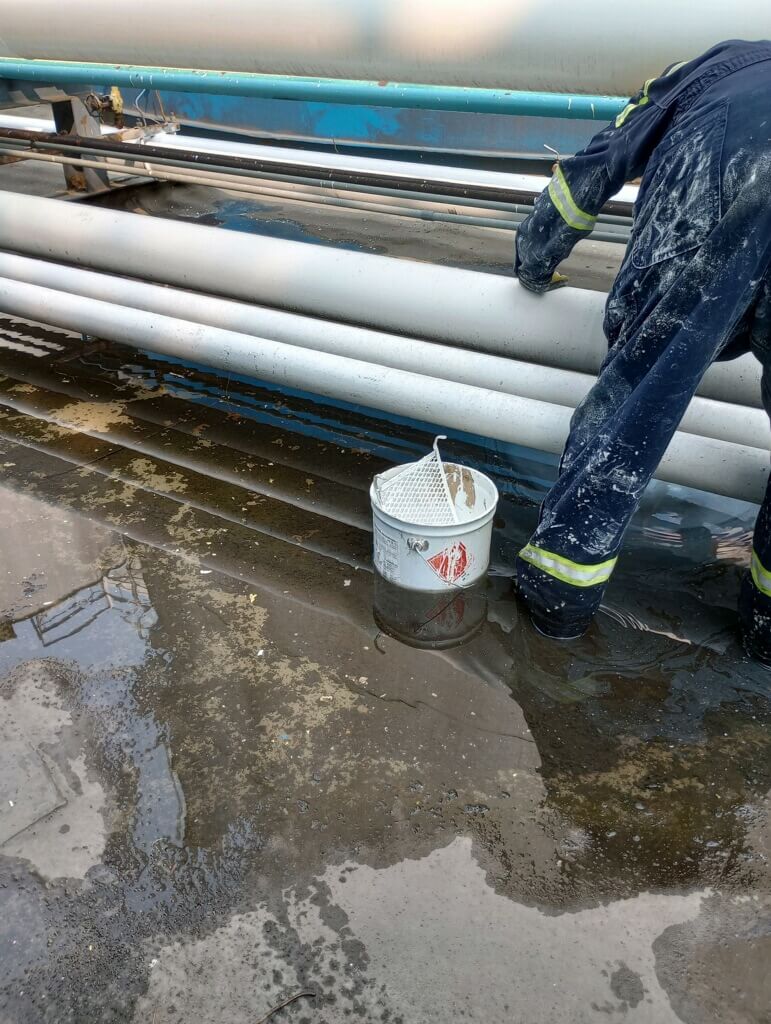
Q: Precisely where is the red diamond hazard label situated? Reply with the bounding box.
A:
[428,542,469,584]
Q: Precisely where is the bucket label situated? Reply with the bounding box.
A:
[428,542,469,585]
[374,527,401,583]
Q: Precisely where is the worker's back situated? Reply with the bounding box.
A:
[632,42,771,279]
[612,41,771,366]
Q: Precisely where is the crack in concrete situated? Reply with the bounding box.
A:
[347,681,537,745]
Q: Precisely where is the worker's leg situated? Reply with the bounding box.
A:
[517,171,771,639]
[739,295,771,662]
[738,479,771,663]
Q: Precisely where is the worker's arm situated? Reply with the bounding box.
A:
[514,62,691,293]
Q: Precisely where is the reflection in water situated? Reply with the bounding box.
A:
[373,571,488,649]
[1,530,186,867]
[0,320,769,1022]
[30,557,157,648]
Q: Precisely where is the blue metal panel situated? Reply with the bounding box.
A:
[0,76,86,109]
[125,89,600,158]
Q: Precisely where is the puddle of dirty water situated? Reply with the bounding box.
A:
[0,314,769,1024]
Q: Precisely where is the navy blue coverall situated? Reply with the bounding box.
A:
[514,40,771,657]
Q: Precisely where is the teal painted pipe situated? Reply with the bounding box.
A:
[0,58,625,121]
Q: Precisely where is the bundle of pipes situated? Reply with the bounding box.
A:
[0,120,635,246]
[0,191,766,503]
[0,146,633,245]
[0,115,639,208]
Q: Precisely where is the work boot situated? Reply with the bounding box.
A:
[738,571,771,666]
[515,574,594,641]
[529,614,589,642]
[515,554,601,644]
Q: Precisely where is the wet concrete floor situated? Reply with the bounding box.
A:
[0,315,769,1024]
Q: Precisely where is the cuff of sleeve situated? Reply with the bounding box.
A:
[514,231,552,294]
[516,271,552,294]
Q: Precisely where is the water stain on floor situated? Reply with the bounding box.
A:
[0,313,769,1023]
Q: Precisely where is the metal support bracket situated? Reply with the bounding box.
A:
[51,97,110,193]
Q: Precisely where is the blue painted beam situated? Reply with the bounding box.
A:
[0,58,626,121]
[119,89,601,158]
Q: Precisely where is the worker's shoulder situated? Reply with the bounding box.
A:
[655,40,771,108]
[685,38,771,72]
[698,39,771,59]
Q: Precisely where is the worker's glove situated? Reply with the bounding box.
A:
[515,267,569,294]
[514,234,567,294]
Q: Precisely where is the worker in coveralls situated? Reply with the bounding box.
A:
[514,40,771,661]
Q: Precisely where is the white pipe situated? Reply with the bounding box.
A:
[0,276,766,503]
[675,397,769,451]
[0,112,119,135]
[2,1,770,95]
[0,191,760,409]
[0,253,765,451]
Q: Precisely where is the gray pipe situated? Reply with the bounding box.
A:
[2,1,770,95]
[0,275,766,503]
[0,192,760,409]
[0,132,636,231]
[151,131,639,219]
[0,253,765,451]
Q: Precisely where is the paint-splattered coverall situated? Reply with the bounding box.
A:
[513,40,771,656]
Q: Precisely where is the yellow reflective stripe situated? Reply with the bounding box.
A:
[615,76,655,128]
[665,60,689,78]
[751,549,771,598]
[615,61,686,129]
[615,97,648,128]
[548,165,597,232]
[555,165,598,229]
[519,544,617,589]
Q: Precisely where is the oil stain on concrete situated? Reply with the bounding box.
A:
[0,313,769,1024]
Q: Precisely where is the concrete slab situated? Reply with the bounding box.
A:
[0,733,65,846]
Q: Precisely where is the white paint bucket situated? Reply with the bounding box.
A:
[370,460,499,592]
